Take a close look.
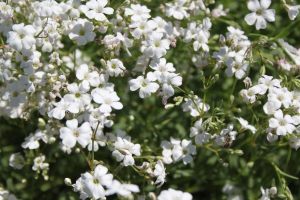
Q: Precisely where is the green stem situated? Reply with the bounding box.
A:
[91,121,101,171]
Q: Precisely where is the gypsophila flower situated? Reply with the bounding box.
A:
[80,0,114,22]
[215,124,237,147]
[182,96,210,117]
[161,138,196,165]
[165,0,189,20]
[237,117,257,134]
[59,119,92,149]
[112,135,141,166]
[190,119,211,145]
[9,153,25,170]
[7,23,36,51]
[153,160,166,187]
[285,4,300,20]
[68,19,96,46]
[125,4,151,22]
[244,0,275,30]
[268,110,296,136]
[105,59,126,77]
[91,87,123,113]
[32,155,49,171]
[129,72,159,98]
[158,188,193,200]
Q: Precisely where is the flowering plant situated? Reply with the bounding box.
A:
[1,0,300,199]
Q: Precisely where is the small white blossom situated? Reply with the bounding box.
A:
[237,117,257,134]
[80,0,114,22]
[244,0,275,30]
[182,96,210,117]
[59,119,92,148]
[91,88,123,113]
[32,155,49,171]
[161,138,196,165]
[9,153,25,170]
[129,72,159,98]
[106,59,126,77]
[190,119,211,145]
[68,19,96,46]
[285,4,300,20]
[112,135,141,166]
[158,188,193,200]
[269,110,296,136]
[7,23,36,51]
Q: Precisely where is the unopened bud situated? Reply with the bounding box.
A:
[64,178,72,186]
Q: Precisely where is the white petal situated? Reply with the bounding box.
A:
[269,118,279,128]
[66,119,78,129]
[255,16,267,30]
[248,0,260,11]
[263,9,275,22]
[260,0,271,9]
[245,13,257,25]
[111,102,123,110]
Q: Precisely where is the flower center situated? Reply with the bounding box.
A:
[279,119,287,126]
[256,9,263,15]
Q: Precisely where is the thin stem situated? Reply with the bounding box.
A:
[91,121,101,171]
[35,17,48,38]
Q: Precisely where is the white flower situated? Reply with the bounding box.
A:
[59,119,92,148]
[48,96,80,120]
[142,32,170,58]
[267,87,292,109]
[165,0,189,20]
[9,153,25,170]
[193,31,209,52]
[32,155,49,171]
[76,64,102,90]
[182,96,210,117]
[0,188,17,200]
[278,39,300,66]
[80,165,113,199]
[129,72,159,98]
[91,88,123,113]
[244,0,275,30]
[105,180,140,197]
[259,187,277,200]
[190,119,211,145]
[289,137,300,150]
[125,4,151,22]
[286,4,300,20]
[266,132,278,143]
[7,23,36,51]
[129,19,156,39]
[263,100,280,115]
[269,110,296,136]
[68,19,96,46]
[112,136,141,166]
[215,124,237,146]
[32,0,62,18]
[21,130,47,149]
[240,87,261,104]
[152,59,182,98]
[64,83,91,110]
[0,3,13,19]
[225,55,249,79]
[106,59,126,77]
[161,138,196,165]
[153,160,166,187]
[158,188,193,200]
[80,0,113,22]
[237,117,257,134]
[256,75,281,95]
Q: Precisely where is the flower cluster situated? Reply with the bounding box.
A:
[1,0,300,199]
